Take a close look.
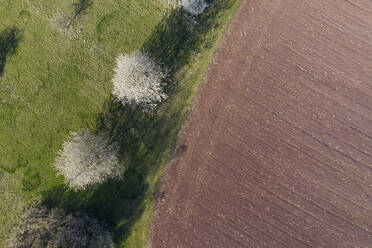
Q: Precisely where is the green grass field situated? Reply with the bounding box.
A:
[0,0,241,247]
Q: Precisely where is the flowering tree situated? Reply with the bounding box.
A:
[180,0,209,16]
[54,130,121,190]
[6,206,114,248]
[112,51,168,110]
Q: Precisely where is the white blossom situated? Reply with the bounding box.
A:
[54,130,121,190]
[112,51,168,110]
[180,0,209,15]
[6,206,114,248]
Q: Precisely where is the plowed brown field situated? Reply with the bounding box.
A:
[150,0,372,247]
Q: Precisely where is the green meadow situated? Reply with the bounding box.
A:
[0,0,241,247]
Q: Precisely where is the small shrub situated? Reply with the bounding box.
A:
[112,51,168,110]
[54,130,121,190]
[6,206,114,248]
[16,158,28,169]
[22,168,41,192]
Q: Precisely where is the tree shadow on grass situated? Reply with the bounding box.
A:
[66,0,94,28]
[0,27,22,77]
[41,99,158,243]
[42,171,147,243]
[41,0,236,245]
[142,0,234,94]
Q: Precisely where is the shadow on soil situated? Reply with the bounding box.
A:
[0,27,22,77]
[41,0,235,244]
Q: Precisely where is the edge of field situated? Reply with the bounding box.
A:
[125,1,242,247]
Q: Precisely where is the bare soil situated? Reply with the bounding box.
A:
[150,0,372,247]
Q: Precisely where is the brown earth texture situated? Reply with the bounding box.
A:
[150,0,372,247]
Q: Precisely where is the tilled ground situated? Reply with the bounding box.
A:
[150,1,372,247]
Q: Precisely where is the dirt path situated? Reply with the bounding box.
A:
[150,1,372,247]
